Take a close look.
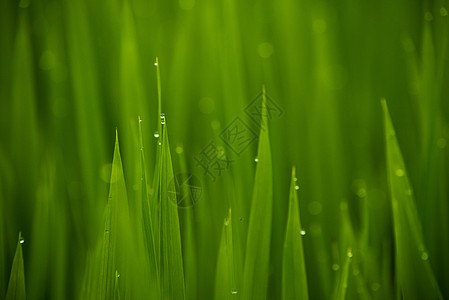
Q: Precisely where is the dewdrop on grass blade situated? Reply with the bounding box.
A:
[160,113,166,125]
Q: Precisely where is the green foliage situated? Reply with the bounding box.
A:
[282,166,308,300]
[242,87,273,300]
[1,0,449,299]
[215,209,238,300]
[382,99,443,300]
[5,233,26,300]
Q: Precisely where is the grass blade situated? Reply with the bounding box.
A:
[282,166,308,300]
[138,116,160,297]
[6,232,26,300]
[160,120,186,300]
[242,86,273,300]
[215,209,238,300]
[95,130,132,300]
[176,145,198,300]
[381,99,443,299]
[332,249,352,300]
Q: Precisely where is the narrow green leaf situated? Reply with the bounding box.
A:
[242,86,273,300]
[176,145,198,300]
[114,270,121,300]
[381,99,443,299]
[150,57,163,266]
[282,166,308,300]
[6,232,26,300]
[138,116,160,297]
[160,122,186,300]
[332,249,352,300]
[97,130,132,300]
[215,209,238,300]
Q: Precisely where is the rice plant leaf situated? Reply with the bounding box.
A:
[282,166,308,300]
[381,99,443,300]
[98,130,131,300]
[5,233,26,300]
[113,270,121,300]
[160,122,186,300]
[332,249,352,300]
[150,57,163,266]
[215,209,238,300]
[138,116,160,297]
[242,86,273,300]
[176,145,198,300]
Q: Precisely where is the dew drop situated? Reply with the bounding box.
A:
[158,142,162,146]
[154,131,160,138]
[139,118,143,123]
[347,248,353,258]
[154,61,158,66]
[254,158,259,162]
[293,177,298,182]
[395,169,405,177]
[20,238,25,244]
[231,290,238,295]
[300,229,306,236]
[332,264,340,271]
[295,185,300,190]
[421,252,429,261]
[224,218,229,226]
[160,113,166,125]
[175,146,184,154]
[371,282,381,292]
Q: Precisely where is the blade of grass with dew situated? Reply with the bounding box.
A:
[332,249,352,300]
[282,166,308,300]
[92,130,134,299]
[5,233,26,300]
[381,99,443,299]
[114,270,120,300]
[150,57,163,266]
[214,209,238,300]
[175,144,198,300]
[138,116,160,298]
[242,86,273,300]
[159,120,186,300]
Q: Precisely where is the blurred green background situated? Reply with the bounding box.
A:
[0,0,448,299]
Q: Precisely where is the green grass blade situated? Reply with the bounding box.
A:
[242,86,273,300]
[5,233,26,300]
[160,121,186,300]
[150,57,163,266]
[138,116,160,297]
[282,166,308,300]
[332,249,352,300]
[113,270,121,300]
[97,130,132,299]
[176,145,198,300]
[215,209,238,300]
[381,99,443,299]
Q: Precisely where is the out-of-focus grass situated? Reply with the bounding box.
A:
[0,0,448,299]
